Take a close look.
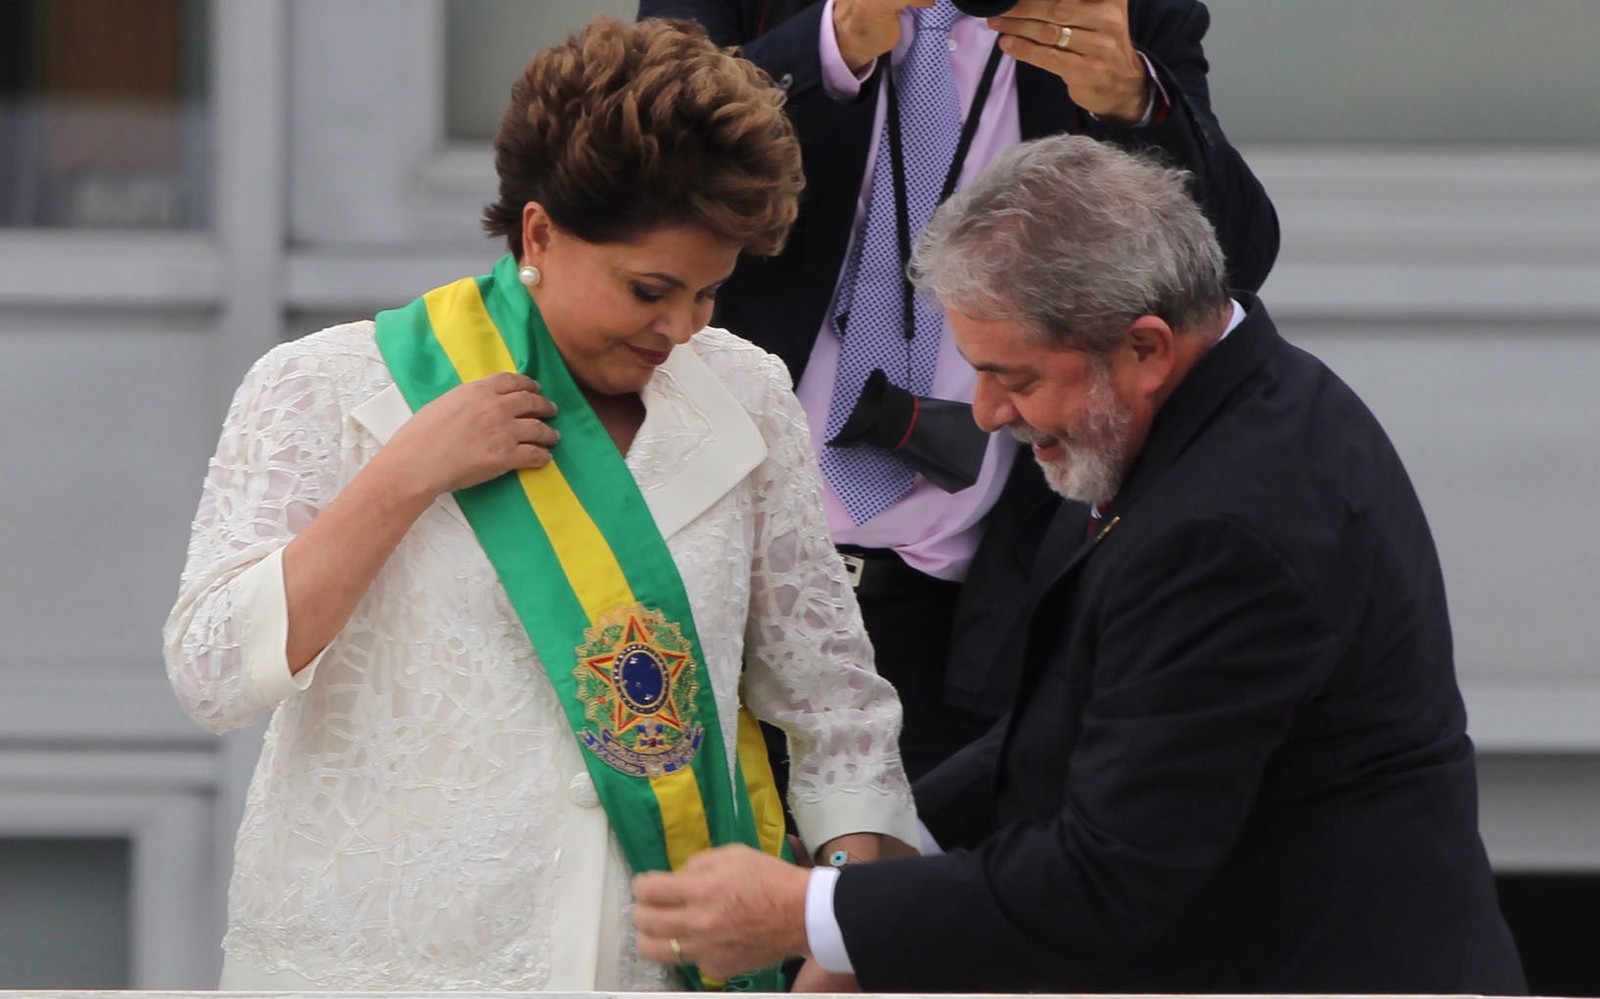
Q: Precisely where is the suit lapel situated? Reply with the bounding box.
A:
[1001,499,1107,771]
[1029,500,1092,598]
[634,340,767,539]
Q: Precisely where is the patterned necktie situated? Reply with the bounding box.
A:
[823,0,965,525]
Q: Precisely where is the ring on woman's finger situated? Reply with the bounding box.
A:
[1055,24,1073,50]
[669,937,684,964]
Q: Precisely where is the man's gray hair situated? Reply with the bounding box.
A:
[909,134,1229,354]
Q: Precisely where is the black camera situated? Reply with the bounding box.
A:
[827,369,989,494]
[952,0,1016,16]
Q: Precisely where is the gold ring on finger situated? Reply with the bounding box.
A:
[669,937,684,964]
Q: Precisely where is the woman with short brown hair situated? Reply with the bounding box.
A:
[165,17,915,992]
[482,16,800,256]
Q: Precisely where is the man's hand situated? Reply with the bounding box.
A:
[633,844,811,979]
[834,0,934,75]
[989,0,1150,122]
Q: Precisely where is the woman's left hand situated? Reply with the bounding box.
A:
[990,0,1150,123]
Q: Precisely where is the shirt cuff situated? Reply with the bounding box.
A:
[819,0,875,100]
[917,818,944,856]
[789,787,923,861]
[1134,52,1172,126]
[235,547,329,705]
[805,866,855,974]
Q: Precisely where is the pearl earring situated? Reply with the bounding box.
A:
[518,264,541,287]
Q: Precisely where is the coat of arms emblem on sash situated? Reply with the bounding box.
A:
[574,604,706,777]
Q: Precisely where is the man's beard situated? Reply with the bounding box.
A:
[1009,371,1132,507]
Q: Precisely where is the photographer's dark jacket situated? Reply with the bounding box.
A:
[636,0,1280,712]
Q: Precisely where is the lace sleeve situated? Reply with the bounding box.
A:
[162,342,347,734]
[738,354,919,850]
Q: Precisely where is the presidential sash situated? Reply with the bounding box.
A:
[374,254,787,991]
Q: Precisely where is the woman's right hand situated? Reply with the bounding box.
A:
[380,371,561,498]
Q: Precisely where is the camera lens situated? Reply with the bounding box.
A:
[951,0,1016,15]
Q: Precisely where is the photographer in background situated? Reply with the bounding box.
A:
[637,0,1279,778]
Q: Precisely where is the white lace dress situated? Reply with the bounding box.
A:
[163,321,919,991]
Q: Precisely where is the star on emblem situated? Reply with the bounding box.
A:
[577,608,693,743]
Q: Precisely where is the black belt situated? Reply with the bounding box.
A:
[836,546,954,599]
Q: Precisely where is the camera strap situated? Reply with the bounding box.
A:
[883,38,1005,358]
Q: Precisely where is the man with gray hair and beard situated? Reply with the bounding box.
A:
[630,133,1526,996]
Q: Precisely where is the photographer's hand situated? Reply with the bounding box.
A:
[833,0,934,75]
[989,0,1150,123]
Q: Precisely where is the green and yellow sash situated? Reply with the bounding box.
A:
[374,254,787,990]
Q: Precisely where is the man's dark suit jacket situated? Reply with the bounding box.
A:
[640,0,1281,713]
[832,296,1527,994]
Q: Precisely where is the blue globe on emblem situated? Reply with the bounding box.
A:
[617,644,669,714]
